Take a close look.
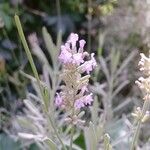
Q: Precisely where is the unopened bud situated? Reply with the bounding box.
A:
[142,111,150,123]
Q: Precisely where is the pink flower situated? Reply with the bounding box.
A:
[68,33,79,48]
[84,93,93,105]
[81,85,89,94]
[59,46,72,64]
[64,43,71,51]
[79,40,86,53]
[91,53,97,67]
[74,93,93,109]
[74,99,85,109]
[57,33,96,111]
[73,53,84,65]
[55,93,63,107]
[79,40,86,49]
[81,61,92,74]
[81,53,97,74]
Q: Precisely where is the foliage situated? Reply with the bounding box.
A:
[1,0,150,150]
[0,133,21,150]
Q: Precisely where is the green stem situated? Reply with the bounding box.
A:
[14,15,66,150]
[69,100,76,150]
[69,124,75,150]
[130,99,150,150]
[46,114,66,150]
[130,121,141,150]
[14,15,43,99]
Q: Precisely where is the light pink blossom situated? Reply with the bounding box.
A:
[73,53,84,65]
[58,46,72,64]
[55,93,63,107]
[79,40,86,53]
[74,99,85,109]
[84,93,93,105]
[81,53,97,74]
[79,40,86,49]
[91,53,97,67]
[74,93,93,109]
[138,53,150,75]
[81,85,89,94]
[68,33,79,48]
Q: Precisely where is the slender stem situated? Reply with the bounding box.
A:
[14,15,44,99]
[130,98,150,150]
[130,121,141,150]
[46,114,66,150]
[69,125,74,150]
[69,93,76,150]
[14,15,67,150]
[69,108,75,150]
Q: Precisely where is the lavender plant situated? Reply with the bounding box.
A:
[12,14,150,150]
[55,33,97,149]
[55,33,96,118]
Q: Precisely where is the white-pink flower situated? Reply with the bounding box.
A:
[81,85,89,94]
[79,40,86,49]
[138,53,150,75]
[79,40,86,53]
[55,93,63,107]
[68,33,79,49]
[59,46,72,64]
[74,99,85,109]
[81,53,97,74]
[91,53,97,67]
[73,53,84,65]
[84,93,93,105]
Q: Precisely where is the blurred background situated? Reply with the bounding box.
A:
[0,0,150,149]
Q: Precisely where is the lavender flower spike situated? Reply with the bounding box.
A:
[55,33,96,124]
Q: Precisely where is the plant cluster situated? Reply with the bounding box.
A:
[1,0,150,149]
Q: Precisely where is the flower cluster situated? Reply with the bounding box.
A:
[135,53,150,97]
[55,33,96,111]
[134,53,150,122]
[138,53,150,75]
[132,107,150,123]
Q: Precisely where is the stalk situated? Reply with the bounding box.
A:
[69,125,74,150]
[69,91,76,150]
[130,98,150,150]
